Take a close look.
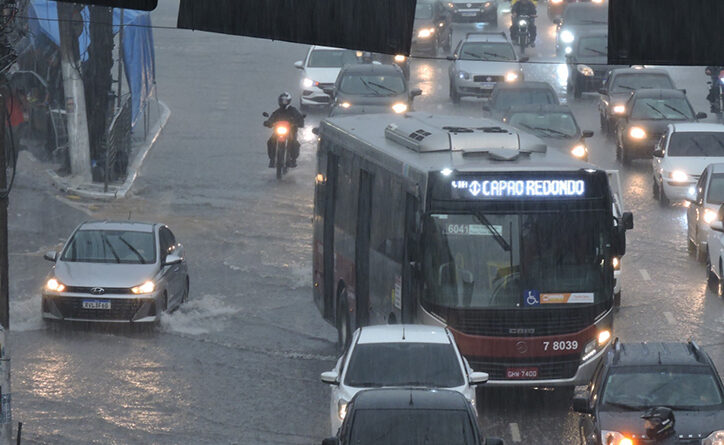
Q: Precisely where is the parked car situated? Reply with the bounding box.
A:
[294,46,359,110]
[687,163,724,262]
[411,0,453,56]
[565,29,625,99]
[329,63,422,117]
[321,388,504,445]
[502,104,593,160]
[615,88,707,164]
[554,2,607,57]
[444,0,498,25]
[320,324,488,434]
[42,221,189,323]
[598,67,676,136]
[483,81,560,121]
[573,339,724,445]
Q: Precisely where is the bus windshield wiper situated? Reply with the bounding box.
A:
[100,233,121,263]
[473,212,510,252]
[118,236,147,264]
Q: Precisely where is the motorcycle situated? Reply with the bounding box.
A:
[263,112,292,180]
[513,14,536,53]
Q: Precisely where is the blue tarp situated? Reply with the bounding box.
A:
[26,1,156,127]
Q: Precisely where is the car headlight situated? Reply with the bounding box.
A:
[340,101,351,109]
[592,0,604,3]
[577,64,594,77]
[392,103,408,114]
[564,46,573,54]
[704,208,718,225]
[551,0,563,3]
[703,430,724,445]
[504,71,519,82]
[484,1,492,8]
[560,30,575,43]
[131,280,155,295]
[46,278,66,292]
[458,70,470,80]
[337,399,349,421]
[628,126,646,139]
[417,28,434,38]
[302,78,317,88]
[669,169,689,183]
[394,55,406,63]
[612,104,626,114]
[518,19,527,26]
[601,431,633,445]
[447,2,455,8]
[612,257,620,270]
[571,144,587,159]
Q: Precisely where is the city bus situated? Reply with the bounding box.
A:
[312,112,633,386]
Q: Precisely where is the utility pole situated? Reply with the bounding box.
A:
[57,2,92,182]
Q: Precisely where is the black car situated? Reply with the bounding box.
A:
[483,81,560,121]
[411,0,453,56]
[573,340,724,445]
[444,0,498,25]
[565,29,625,99]
[615,88,706,163]
[598,68,676,136]
[554,2,607,57]
[502,104,594,160]
[329,64,422,117]
[322,388,504,445]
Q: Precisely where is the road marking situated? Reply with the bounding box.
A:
[640,269,651,281]
[664,311,676,325]
[510,422,521,443]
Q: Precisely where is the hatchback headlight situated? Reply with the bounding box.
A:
[504,71,519,82]
[131,281,155,295]
[577,64,594,77]
[703,430,724,445]
[629,126,646,139]
[704,208,718,224]
[571,144,587,159]
[560,30,575,43]
[337,399,349,421]
[302,78,317,88]
[392,102,408,114]
[46,278,66,292]
[669,170,689,183]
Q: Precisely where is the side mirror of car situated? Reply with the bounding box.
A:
[294,60,304,70]
[163,253,183,266]
[262,112,269,117]
[697,112,708,119]
[411,88,423,98]
[312,127,320,135]
[652,148,664,157]
[572,395,593,414]
[446,55,457,61]
[469,371,489,385]
[519,56,530,63]
[711,221,724,233]
[43,251,57,262]
[622,211,634,230]
[320,370,339,385]
[598,88,607,95]
[485,438,505,445]
[582,130,594,138]
[322,438,340,445]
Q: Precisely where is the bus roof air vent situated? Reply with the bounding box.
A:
[385,123,451,152]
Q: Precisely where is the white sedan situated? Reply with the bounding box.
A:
[293,46,358,110]
[320,324,488,435]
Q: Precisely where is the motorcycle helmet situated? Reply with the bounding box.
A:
[278,92,292,109]
[641,407,675,440]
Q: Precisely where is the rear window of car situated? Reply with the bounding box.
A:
[344,342,465,387]
[668,132,724,156]
[495,89,558,110]
[707,174,724,204]
[349,408,475,445]
[611,73,675,93]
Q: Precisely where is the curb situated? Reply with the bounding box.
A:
[46,100,172,200]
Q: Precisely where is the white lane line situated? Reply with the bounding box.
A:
[664,311,676,325]
[510,422,522,443]
[640,269,651,281]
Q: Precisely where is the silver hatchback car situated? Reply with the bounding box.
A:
[42,221,189,323]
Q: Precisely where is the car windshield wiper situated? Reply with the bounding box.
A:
[690,137,707,155]
[100,233,121,263]
[473,212,511,252]
[367,81,399,96]
[664,103,689,118]
[584,46,606,56]
[646,102,667,119]
[520,123,570,138]
[118,236,147,264]
[614,84,635,90]
[483,51,510,60]
[463,51,487,60]
[604,401,644,411]
[359,78,386,96]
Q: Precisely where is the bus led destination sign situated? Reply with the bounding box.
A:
[451,179,586,198]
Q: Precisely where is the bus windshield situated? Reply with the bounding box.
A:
[422,211,610,309]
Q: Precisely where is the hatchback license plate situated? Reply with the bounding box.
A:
[480,82,495,88]
[506,367,538,379]
[461,12,477,16]
[82,299,111,310]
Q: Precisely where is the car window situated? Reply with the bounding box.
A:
[349,409,475,445]
[630,97,694,120]
[601,366,724,409]
[575,35,607,57]
[495,89,558,110]
[508,112,580,138]
[611,73,675,93]
[61,229,156,264]
[307,49,359,68]
[707,173,724,204]
[338,74,406,96]
[668,132,724,157]
[343,342,465,387]
[459,42,516,61]
[159,227,176,256]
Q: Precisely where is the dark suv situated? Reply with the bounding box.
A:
[573,339,724,445]
[322,388,504,445]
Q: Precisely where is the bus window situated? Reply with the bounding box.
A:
[371,174,405,262]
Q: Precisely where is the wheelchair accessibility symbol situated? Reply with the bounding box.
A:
[524,290,540,306]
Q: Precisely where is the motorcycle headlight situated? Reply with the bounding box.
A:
[417,28,434,38]
[458,70,470,80]
[504,71,519,82]
[571,143,587,159]
[392,102,408,114]
[602,431,633,445]
[131,280,155,295]
[577,64,595,77]
[628,126,646,139]
[703,430,724,445]
[560,30,575,43]
[669,169,689,183]
[340,101,351,109]
[45,278,66,292]
[337,399,349,421]
[612,104,626,114]
[612,256,620,270]
[518,19,528,26]
[704,208,718,225]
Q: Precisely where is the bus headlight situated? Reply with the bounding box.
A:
[598,330,611,345]
[337,399,349,421]
[669,170,689,183]
[504,71,519,82]
[704,208,718,224]
[629,126,646,139]
[703,430,724,445]
[561,30,575,43]
[571,144,587,159]
[577,64,594,77]
[612,104,626,114]
[392,103,408,114]
[46,278,66,292]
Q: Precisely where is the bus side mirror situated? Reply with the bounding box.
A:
[622,212,633,230]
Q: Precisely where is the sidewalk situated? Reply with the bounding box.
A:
[46,99,171,201]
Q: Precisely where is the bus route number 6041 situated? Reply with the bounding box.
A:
[543,340,578,351]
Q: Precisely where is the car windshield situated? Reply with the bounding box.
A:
[349,409,475,445]
[459,42,516,61]
[494,89,558,110]
[611,73,675,92]
[667,132,724,156]
[415,3,434,19]
[602,366,724,409]
[508,112,580,138]
[631,97,694,120]
[344,343,465,387]
[564,6,608,24]
[61,230,156,264]
[421,212,610,309]
[707,174,724,204]
[307,49,359,68]
[575,35,607,57]
[338,73,406,96]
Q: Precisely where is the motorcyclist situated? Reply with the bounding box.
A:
[510,0,537,47]
[263,92,304,168]
[705,66,724,113]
